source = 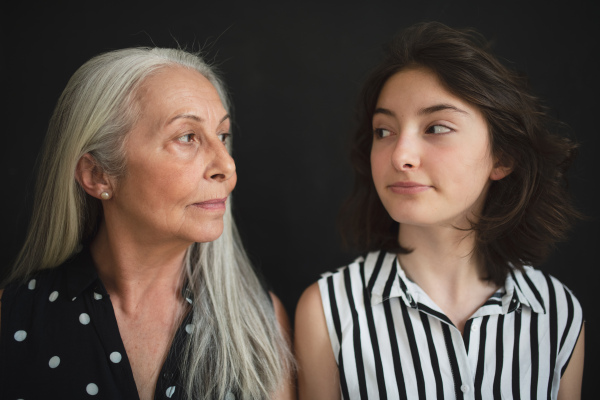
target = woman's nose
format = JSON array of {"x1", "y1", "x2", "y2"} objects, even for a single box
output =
[
  {"x1": 391, "y1": 133, "x2": 420, "y2": 171},
  {"x1": 205, "y1": 141, "x2": 236, "y2": 182}
]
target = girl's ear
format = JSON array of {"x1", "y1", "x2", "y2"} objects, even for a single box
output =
[
  {"x1": 75, "y1": 154, "x2": 113, "y2": 199},
  {"x1": 490, "y1": 164, "x2": 512, "y2": 181},
  {"x1": 490, "y1": 154, "x2": 513, "y2": 181}
]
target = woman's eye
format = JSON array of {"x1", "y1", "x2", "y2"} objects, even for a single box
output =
[
  {"x1": 373, "y1": 128, "x2": 392, "y2": 139},
  {"x1": 218, "y1": 133, "x2": 231, "y2": 143},
  {"x1": 426, "y1": 125, "x2": 452, "y2": 134},
  {"x1": 178, "y1": 133, "x2": 194, "y2": 143}
]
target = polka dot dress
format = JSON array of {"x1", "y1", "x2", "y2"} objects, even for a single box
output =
[{"x1": 0, "y1": 247, "x2": 193, "y2": 399}]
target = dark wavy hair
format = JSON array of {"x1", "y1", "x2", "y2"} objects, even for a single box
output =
[{"x1": 342, "y1": 22, "x2": 579, "y2": 285}]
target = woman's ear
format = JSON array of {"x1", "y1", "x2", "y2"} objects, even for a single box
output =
[{"x1": 75, "y1": 154, "x2": 113, "y2": 199}]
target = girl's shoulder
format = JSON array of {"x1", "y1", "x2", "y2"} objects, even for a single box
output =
[{"x1": 509, "y1": 265, "x2": 583, "y2": 316}]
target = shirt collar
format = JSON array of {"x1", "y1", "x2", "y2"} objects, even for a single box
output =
[
  {"x1": 505, "y1": 267, "x2": 546, "y2": 314},
  {"x1": 369, "y1": 251, "x2": 546, "y2": 315},
  {"x1": 64, "y1": 245, "x2": 104, "y2": 300}
]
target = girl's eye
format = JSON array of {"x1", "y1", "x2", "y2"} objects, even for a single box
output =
[
  {"x1": 426, "y1": 125, "x2": 452, "y2": 134},
  {"x1": 373, "y1": 128, "x2": 392, "y2": 139},
  {"x1": 178, "y1": 133, "x2": 194, "y2": 143},
  {"x1": 218, "y1": 133, "x2": 231, "y2": 143}
]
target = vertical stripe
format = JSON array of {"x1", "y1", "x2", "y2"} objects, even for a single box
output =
[
  {"x1": 327, "y1": 277, "x2": 343, "y2": 344},
  {"x1": 530, "y1": 313, "x2": 539, "y2": 399},
  {"x1": 493, "y1": 314, "x2": 504, "y2": 398},
  {"x1": 543, "y1": 273, "x2": 558, "y2": 400},
  {"x1": 463, "y1": 319, "x2": 472, "y2": 353},
  {"x1": 474, "y1": 315, "x2": 489, "y2": 400},
  {"x1": 343, "y1": 267, "x2": 368, "y2": 400},
  {"x1": 381, "y1": 264, "x2": 408, "y2": 399},
  {"x1": 367, "y1": 251, "x2": 386, "y2": 292},
  {"x1": 383, "y1": 301, "x2": 407, "y2": 399},
  {"x1": 441, "y1": 324, "x2": 463, "y2": 400},
  {"x1": 558, "y1": 287, "x2": 574, "y2": 354},
  {"x1": 361, "y1": 264, "x2": 387, "y2": 399},
  {"x1": 400, "y1": 302, "x2": 426, "y2": 399},
  {"x1": 327, "y1": 276, "x2": 351, "y2": 399},
  {"x1": 511, "y1": 310, "x2": 522, "y2": 400},
  {"x1": 522, "y1": 272, "x2": 546, "y2": 313},
  {"x1": 421, "y1": 314, "x2": 444, "y2": 399}
]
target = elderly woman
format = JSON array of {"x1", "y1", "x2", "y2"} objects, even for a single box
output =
[
  {"x1": 0, "y1": 48, "x2": 294, "y2": 399},
  {"x1": 296, "y1": 22, "x2": 584, "y2": 399}
]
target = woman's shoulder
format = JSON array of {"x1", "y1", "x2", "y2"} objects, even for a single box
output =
[{"x1": 2, "y1": 265, "x2": 65, "y2": 298}]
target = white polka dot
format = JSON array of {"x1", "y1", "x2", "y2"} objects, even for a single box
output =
[
  {"x1": 225, "y1": 392, "x2": 235, "y2": 400},
  {"x1": 14, "y1": 330, "x2": 27, "y2": 342},
  {"x1": 186, "y1": 297, "x2": 193, "y2": 304},
  {"x1": 49, "y1": 356, "x2": 60, "y2": 368},
  {"x1": 72, "y1": 297, "x2": 77, "y2": 301},
  {"x1": 49, "y1": 291, "x2": 59, "y2": 302},
  {"x1": 79, "y1": 313, "x2": 91, "y2": 325},
  {"x1": 185, "y1": 324, "x2": 194, "y2": 334},
  {"x1": 110, "y1": 351, "x2": 122, "y2": 363},
  {"x1": 28, "y1": 279, "x2": 36, "y2": 290},
  {"x1": 93, "y1": 292, "x2": 103, "y2": 300},
  {"x1": 166, "y1": 386, "x2": 176, "y2": 398},
  {"x1": 86, "y1": 383, "x2": 99, "y2": 395}
]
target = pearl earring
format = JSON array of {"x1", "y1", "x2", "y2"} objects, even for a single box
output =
[{"x1": 100, "y1": 192, "x2": 111, "y2": 200}]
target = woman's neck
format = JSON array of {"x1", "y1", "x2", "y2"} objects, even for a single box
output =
[
  {"x1": 90, "y1": 221, "x2": 188, "y2": 315},
  {"x1": 397, "y1": 224, "x2": 498, "y2": 333}
]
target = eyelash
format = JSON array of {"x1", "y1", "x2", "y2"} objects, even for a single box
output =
[
  {"x1": 373, "y1": 128, "x2": 392, "y2": 139},
  {"x1": 178, "y1": 133, "x2": 195, "y2": 143},
  {"x1": 373, "y1": 124, "x2": 453, "y2": 138},
  {"x1": 177, "y1": 132, "x2": 231, "y2": 144},
  {"x1": 218, "y1": 133, "x2": 231, "y2": 144},
  {"x1": 426, "y1": 124, "x2": 452, "y2": 134}
]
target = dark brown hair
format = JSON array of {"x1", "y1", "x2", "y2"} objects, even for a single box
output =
[{"x1": 342, "y1": 21, "x2": 579, "y2": 285}]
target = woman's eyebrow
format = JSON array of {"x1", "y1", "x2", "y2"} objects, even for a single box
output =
[
  {"x1": 167, "y1": 113, "x2": 230, "y2": 125},
  {"x1": 167, "y1": 113, "x2": 203, "y2": 125}
]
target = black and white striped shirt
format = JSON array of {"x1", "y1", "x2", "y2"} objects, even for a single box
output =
[{"x1": 318, "y1": 251, "x2": 583, "y2": 400}]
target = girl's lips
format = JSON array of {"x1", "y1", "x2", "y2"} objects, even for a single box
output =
[{"x1": 388, "y1": 182, "x2": 431, "y2": 194}]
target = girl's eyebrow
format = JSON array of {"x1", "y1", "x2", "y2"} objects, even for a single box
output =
[
  {"x1": 417, "y1": 103, "x2": 469, "y2": 116},
  {"x1": 373, "y1": 107, "x2": 395, "y2": 117},
  {"x1": 373, "y1": 104, "x2": 469, "y2": 118}
]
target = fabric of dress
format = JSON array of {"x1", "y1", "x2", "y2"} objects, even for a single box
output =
[
  {"x1": 0, "y1": 247, "x2": 196, "y2": 400},
  {"x1": 318, "y1": 250, "x2": 583, "y2": 400}
]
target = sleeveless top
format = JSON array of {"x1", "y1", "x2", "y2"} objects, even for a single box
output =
[
  {"x1": 318, "y1": 251, "x2": 583, "y2": 400},
  {"x1": 0, "y1": 247, "x2": 194, "y2": 399}
]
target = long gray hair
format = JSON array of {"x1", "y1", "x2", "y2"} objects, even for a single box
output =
[{"x1": 7, "y1": 47, "x2": 292, "y2": 399}]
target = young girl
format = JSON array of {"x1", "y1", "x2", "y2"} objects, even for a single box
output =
[{"x1": 295, "y1": 22, "x2": 584, "y2": 400}]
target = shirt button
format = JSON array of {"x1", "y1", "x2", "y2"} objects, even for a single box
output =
[
  {"x1": 461, "y1": 384, "x2": 469, "y2": 393},
  {"x1": 471, "y1": 322, "x2": 478, "y2": 331}
]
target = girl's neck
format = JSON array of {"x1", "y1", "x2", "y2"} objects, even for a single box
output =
[
  {"x1": 398, "y1": 223, "x2": 484, "y2": 283},
  {"x1": 397, "y1": 223, "x2": 498, "y2": 333}
]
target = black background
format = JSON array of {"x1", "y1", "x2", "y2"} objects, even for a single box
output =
[{"x1": 2, "y1": 0, "x2": 598, "y2": 394}]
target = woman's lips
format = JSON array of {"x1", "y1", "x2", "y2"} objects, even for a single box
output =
[
  {"x1": 387, "y1": 181, "x2": 432, "y2": 194},
  {"x1": 192, "y1": 197, "x2": 228, "y2": 210}
]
